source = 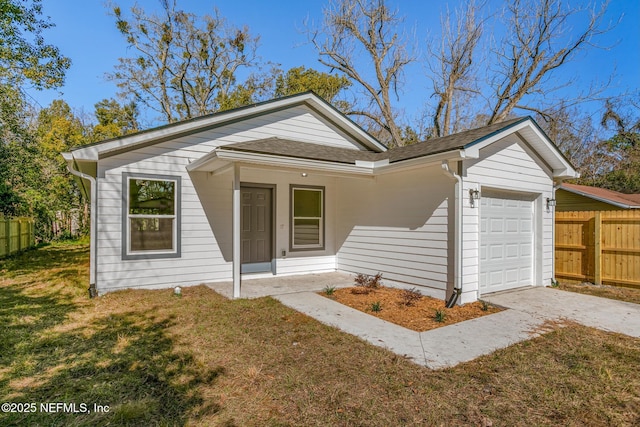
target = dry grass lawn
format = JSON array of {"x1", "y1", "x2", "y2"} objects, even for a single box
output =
[
  {"x1": 1, "y1": 242, "x2": 639, "y2": 426},
  {"x1": 558, "y1": 281, "x2": 640, "y2": 305}
]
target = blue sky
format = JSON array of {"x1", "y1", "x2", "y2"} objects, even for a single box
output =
[{"x1": 31, "y1": 0, "x2": 640, "y2": 125}]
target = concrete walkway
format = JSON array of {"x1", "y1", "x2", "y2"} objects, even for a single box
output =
[
  {"x1": 275, "y1": 291, "x2": 551, "y2": 369},
  {"x1": 208, "y1": 279, "x2": 640, "y2": 369}
]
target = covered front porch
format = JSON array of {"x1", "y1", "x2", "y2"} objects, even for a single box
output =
[
  {"x1": 187, "y1": 138, "x2": 458, "y2": 300},
  {"x1": 187, "y1": 142, "x2": 380, "y2": 299}
]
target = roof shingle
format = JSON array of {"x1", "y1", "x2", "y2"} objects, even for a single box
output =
[{"x1": 222, "y1": 117, "x2": 528, "y2": 165}]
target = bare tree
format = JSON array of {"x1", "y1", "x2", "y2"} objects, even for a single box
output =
[
  {"x1": 428, "y1": 1, "x2": 483, "y2": 137},
  {"x1": 487, "y1": 0, "x2": 611, "y2": 124},
  {"x1": 426, "y1": 0, "x2": 614, "y2": 137},
  {"x1": 109, "y1": 0, "x2": 263, "y2": 123},
  {"x1": 535, "y1": 102, "x2": 599, "y2": 168},
  {"x1": 309, "y1": 0, "x2": 416, "y2": 147}
]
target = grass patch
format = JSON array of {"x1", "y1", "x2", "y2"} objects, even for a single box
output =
[
  {"x1": 558, "y1": 281, "x2": 640, "y2": 305},
  {"x1": 1, "y1": 242, "x2": 639, "y2": 426}
]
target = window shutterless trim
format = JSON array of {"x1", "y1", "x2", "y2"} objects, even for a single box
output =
[
  {"x1": 289, "y1": 184, "x2": 325, "y2": 252},
  {"x1": 122, "y1": 172, "x2": 182, "y2": 260}
]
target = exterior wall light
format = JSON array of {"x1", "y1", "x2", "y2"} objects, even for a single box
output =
[
  {"x1": 469, "y1": 189, "x2": 481, "y2": 207},
  {"x1": 301, "y1": 172, "x2": 308, "y2": 177},
  {"x1": 546, "y1": 197, "x2": 556, "y2": 211}
]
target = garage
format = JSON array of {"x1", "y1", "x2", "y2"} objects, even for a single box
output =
[{"x1": 479, "y1": 190, "x2": 534, "y2": 294}]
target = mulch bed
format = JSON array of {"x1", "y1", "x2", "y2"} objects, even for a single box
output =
[{"x1": 321, "y1": 286, "x2": 502, "y2": 332}]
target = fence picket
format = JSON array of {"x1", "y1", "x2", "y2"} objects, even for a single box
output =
[{"x1": 0, "y1": 217, "x2": 35, "y2": 258}]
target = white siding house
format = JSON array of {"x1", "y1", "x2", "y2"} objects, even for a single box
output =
[{"x1": 63, "y1": 92, "x2": 577, "y2": 303}]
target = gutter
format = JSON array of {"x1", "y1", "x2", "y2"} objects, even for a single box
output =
[
  {"x1": 441, "y1": 160, "x2": 463, "y2": 306},
  {"x1": 189, "y1": 147, "x2": 467, "y2": 176},
  {"x1": 62, "y1": 153, "x2": 98, "y2": 297}
]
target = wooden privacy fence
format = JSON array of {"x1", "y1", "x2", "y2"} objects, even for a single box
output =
[
  {"x1": 0, "y1": 217, "x2": 36, "y2": 258},
  {"x1": 555, "y1": 210, "x2": 640, "y2": 288}
]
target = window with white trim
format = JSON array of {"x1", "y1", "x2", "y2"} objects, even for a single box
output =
[
  {"x1": 290, "y1": 185, "x2": 324, "y2": 250},
  {"x1": 123, "y1": 174, "x2": 180, "y2": 259}
]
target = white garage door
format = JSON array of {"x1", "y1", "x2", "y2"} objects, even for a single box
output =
[{"x1": 480, "y1": 191, "x2": 534, "y2": 294}]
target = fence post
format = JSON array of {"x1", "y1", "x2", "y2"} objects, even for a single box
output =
[
  {"x1": 17, "y1": 219, "x2": 22, "y2": 252},
  {"x1": 4, "y1": 218, "x2": 10, "y2": 256},
  {"x1": 594, "y1": 211, "x2": 602, "y2": 285}
]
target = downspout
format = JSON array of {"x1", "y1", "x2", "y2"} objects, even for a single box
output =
[
  {"x1": 63, "y1": 153, "x2": 98, "y2": 298},
  {"x1": 441, "y1": 160, "x2": 463, "y2": 307}
]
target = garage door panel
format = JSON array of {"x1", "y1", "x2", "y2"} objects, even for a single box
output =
[
  {"x1": 505, "y1": 219, "x2": 519, "y2": 232},
  {"x1": 489, "y1": 270, "x2": 503, "y2": 286},
  {"x1": 489, "y1": 244, "x2": 503, "y2": 260},
  {"x1": 505, "y1": 269, "x2": 519, "y2": 284},
  {"x1": 490, "y1": 198, "x2": 503, "y2": 208},
  {"x1": 490, "y1": 218, "x2": 503, "y2": 232},
  {"x1": 480, "y1": 192, "x2": 534, "y2": 294},
  {"x1": 505, "y1": 243, "x2": 519, "y2": 258}
]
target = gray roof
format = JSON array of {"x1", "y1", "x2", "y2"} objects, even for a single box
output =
[
  {"x1": 222, "y1": 138, "x2": 380, "y2": 164},
  {"x1": 222, "y1": 117, "x2": 528, "y2": 164},
  {"x1": 387, "y1": 117, "x2": 525, "y2": 162}
]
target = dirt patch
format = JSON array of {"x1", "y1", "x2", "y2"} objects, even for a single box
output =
[{"x1": 321, "y1": 286, "x2": 502, "y2": 332}]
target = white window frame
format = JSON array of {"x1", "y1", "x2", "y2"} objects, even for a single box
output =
[
  {"x1": 122, "y1": 173, "x2": 181, "y2": 260},
  {"x1": 290, "y1": 185, "x2": 325, "y2": 251}
]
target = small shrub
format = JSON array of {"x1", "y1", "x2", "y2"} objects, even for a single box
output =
[
  {"x1": 480, "y1": 300, "x2": 489, "y2": 311},
  {"x1": 370, "y1": 301, "x2": 382, "y2": 312},
  {"x1": 434, "y1": 309, "x2": 447, "y2": 323},
  {"x1": 551, "y1": 279, "x2": 560, "y2": 288},
  {"x1": 400, "y1": 287, "x2": 422, "y2": 306},
  {"x1": 354, "y1": 272, "x2": 383, "y2": 289},
  {"x1": 323, "y1": 285, "x2": 336, "y2": 296}
]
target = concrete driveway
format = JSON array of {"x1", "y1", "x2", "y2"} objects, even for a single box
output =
[
  {"x1": 483, "y1": 286, "x2": 640, "y2": 338},
  {"x1": 208, "y1": 278, "x2": 640, "y2": 369}
]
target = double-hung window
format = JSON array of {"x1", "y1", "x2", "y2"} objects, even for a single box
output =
[
  {"x1": 290, "y1": 185, "x2": 324, "y2": 251},
  {"x1": 123, "y1": 173, "x2": 181, "y2": 259}
]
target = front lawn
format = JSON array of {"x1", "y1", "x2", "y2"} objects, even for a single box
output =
[{"x1": 1, "y1": 242, "x2": 639, "y2": 426}]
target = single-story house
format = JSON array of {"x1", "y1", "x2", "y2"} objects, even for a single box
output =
[
  {"x1": 556, "y1": 183, "x2": 640, "y2": 211},
  {"x1": 62, "y1": 92, "x2": 578, "y2": 303}
]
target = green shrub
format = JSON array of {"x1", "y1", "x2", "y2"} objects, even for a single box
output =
[{"x1": 323, "y1": 285, "x2": 336, "y2": 296}]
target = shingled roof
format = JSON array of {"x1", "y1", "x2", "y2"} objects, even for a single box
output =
[
  {"x1": 222, "y1": 117, "x2": 528, "y2": 164},
  {"x1": 221, "y1": 138, "x2": 380, "y2": 164}
]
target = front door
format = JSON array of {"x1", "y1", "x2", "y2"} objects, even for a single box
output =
[{"x1": 241, "y1": 186, "x2": 273, "y2": 273}]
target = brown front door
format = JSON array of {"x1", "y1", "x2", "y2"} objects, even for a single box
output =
[{"x1": 241, "y1": 186, "x2": 273, "y2": 273}]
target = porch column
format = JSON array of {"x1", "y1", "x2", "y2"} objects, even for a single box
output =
[{"x1": 232, "y1": 163, "x2": 241, "y2": 298}]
